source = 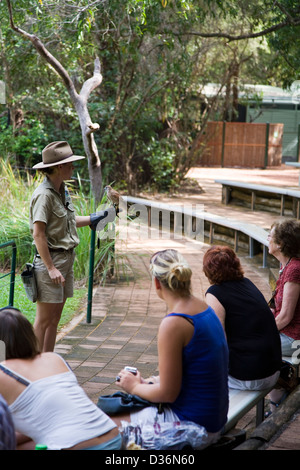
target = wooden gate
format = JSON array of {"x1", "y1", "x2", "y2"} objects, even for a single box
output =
[{"x1": 195, "y1": 121, "x2": 283, "y2": 168}]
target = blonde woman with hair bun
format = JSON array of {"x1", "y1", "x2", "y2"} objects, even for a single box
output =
[
  {"x1": 113, "y1": 249, "x2": 229, "y2": 448},
  {"x1": 150, "y1": 250, "x2": 192, "y2": 296}
]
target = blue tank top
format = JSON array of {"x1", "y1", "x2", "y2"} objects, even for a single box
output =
[{"x1": 168, "y1": 307, "x2": 229, "y2": 433}]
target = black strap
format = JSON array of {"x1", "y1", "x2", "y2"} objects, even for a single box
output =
[
  {"x1": 0, "y1": 364, "x2": 30, "y2": 386},
  {"x1": 169, "y1": 313, "x2": 194, "y2": 325}
]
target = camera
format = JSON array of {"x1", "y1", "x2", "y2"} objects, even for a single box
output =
[
  {"x1": 116, "y1": 366, "x2": 137, "y2": 382},
  {"x1": 124, "y1": 366, "x2": 137, "y2": 375}
]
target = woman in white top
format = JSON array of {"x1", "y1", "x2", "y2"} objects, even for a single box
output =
[{"x1": 0, "y1": 307, "x2": 122, "y2": 450}]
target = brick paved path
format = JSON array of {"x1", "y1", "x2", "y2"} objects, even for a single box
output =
[{"x1": 55, "y1": 165, "x2": 300, "y2": 450}]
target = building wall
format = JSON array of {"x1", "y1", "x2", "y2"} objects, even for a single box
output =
[{"x1": 247, "y1": 104, "x2": 300, "y2": 161}]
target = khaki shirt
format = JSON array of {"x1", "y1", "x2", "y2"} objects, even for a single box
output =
[{"x1": 29, "y1": 177, "x2": 79, "y2": 250}]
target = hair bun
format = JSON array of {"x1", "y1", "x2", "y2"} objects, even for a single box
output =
[
  {"x1": 150, "y1": 249, "x2": 192, "y2": 297},
  {"x1": 170, "y1": 263, "x2": 191, "y2": 282}
]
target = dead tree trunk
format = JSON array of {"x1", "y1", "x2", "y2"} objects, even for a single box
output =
[{"x1": 6, "y1": 0, "x2": 103, "y2": 203}]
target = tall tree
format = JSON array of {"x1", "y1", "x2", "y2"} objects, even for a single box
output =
[{"x1": 5, "y1": 0, "x2": 103, "y2": 202}]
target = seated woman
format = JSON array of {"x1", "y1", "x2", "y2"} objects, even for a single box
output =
[
  {"x1": 0, "y1": 307, "x2": 122, "y2": 450},
  {"x1": 268, "y1": 219, "x2": 300, "y2": 355},
  {"x1": 203, "y1": 245, "x2": 281, "y2": 392},
  {"x1": 267, "y1": 219, "x2": 300, "y2": 410},
  {"x1": 113, "y1": 249, "x2": 229, "y2": 448}
]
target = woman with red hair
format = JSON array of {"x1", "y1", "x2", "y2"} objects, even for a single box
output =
[{"x1": 203, "y1": 245, "x2": 281, "y2": 392}]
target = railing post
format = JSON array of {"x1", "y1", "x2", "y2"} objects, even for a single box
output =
[
  {"x1": 264, "y1": 122, "x2": 270, "y2": 168},
  {"x1": 9, "y1": 242, "x2": 17, "y2": 306},
  {"x1": 86, "y1": 229, "x2": 96, "y2": 324},
  {"x1": 0, "y1": 240, "x2": 16, "y2": 307},
  {"x1": 221, "y1": 121, "x2": 226, "y2": 167},
  {"x1": 297, "y1": 123, "x2": 300, "y2": 163}
]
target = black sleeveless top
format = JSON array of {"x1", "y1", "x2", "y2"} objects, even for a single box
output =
[{"x1": 206, "y1": 277, "x2": 282, "y2": 380}]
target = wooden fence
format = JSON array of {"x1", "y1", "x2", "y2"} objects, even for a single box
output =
[{"x1": 195, "y1": 121, "x2": 283, "y2": 168}]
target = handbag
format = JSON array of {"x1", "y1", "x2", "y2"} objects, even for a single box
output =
[
  {"x1": 97, "y1": 391, "x2": 163, "y2": 415},
  {"x1": 276, "y1": 360, "x2": 298, "y2": 392},
  {"x1": 21, "y1": 261, "x2": 37, "y2": 303},
  {"x1": 268, "y1": 291, "x2": 276, "y2": 309}
]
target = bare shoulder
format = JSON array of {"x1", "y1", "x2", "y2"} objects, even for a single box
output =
[
  {"x1": 2, "y1": 352, "x2": 65, "y2": 370},
  {"x1": 159, "y1": 315, "x2": 184, "y2": 333},
  {"x1": 38, "y1": 352, "x2": 69, "y2": 370}
]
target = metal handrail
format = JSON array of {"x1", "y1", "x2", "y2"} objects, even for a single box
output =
[{"x1": 0, "y1": 240, "x2": 16, "y2": 306}]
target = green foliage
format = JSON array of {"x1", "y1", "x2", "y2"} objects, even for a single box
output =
[
  {"x1": 141, "y1": 137, "x2": 177, "y2": 191},
  {"x1": 0, "y1": 273, "x2": 87, "y2": 329},
  {"x1": 0, "y1": 162, "x2": 36, "y2": 269},
  {"x1": 267, "y1": 26, "x2": 300, "y2": 87},
  {"x1": 0, "y1": 117, "x2": 49, "y2": 167}
]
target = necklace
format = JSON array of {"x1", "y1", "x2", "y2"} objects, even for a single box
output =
[{"x1": 279, "y1": 257, "x2": 292, "y2": 275}]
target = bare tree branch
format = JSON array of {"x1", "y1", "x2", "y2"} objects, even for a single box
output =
[
  {"x1": 158, "y1": 18, "x2": 300, "y2": 42},
  {"x1": 6, "y1": 0, "x2": 103, "y2": 202},
  {"x1": 6, "y1": 0, "x2": 77, "y2": 99},
  {"x1": 79, "y1": 57, "x2": 102, "y2": 103}
]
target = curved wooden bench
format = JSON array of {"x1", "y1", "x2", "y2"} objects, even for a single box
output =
[
  {"x1": 225, "y1": 387, "x2": 273, "y2": 433},
  {"x1": 125, "y1": 196, "x2": 270, "y2": 267},
  {"x1": 215, "y1": 179, "x2": 300, "y2": 218}
]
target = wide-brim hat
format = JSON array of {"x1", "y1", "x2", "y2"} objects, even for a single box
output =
[{"x1": 32, "y1": 141, "x2": 85, "y2": 169}]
